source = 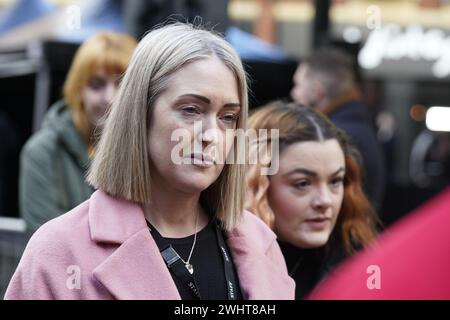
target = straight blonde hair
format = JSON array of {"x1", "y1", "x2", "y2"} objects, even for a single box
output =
[{"x1": 87, "y1": 23, "x2": 249, "y2": 231}]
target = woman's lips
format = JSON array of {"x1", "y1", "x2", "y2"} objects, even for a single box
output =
[
  {"x1": 188, "y1": 153, "x2": 215, "y2": 168},
  {"x1": 304, "y1": 217, "x2": 331, "y2": 230}
]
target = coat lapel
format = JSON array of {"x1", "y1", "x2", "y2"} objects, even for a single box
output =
[
  {"x1": 88, "y1": 190, "x2": 180, "y2": 300},
  {"x1": 226, "y1": 212, "x2": 295, "y2": 300},
  {"x1": 92, "y1": 228, "x2": 180, "y2": 300}
]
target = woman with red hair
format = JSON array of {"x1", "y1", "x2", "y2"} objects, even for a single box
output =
[
  {"x1": 246, "y1": 101, "x2": 379, "y2": 299},
  {"x1": 19, "y1": 31, "x2": 137, "y2": 233}
]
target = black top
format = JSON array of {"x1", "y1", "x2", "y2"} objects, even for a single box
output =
[
  {"x1": 147, "y1": 218, "x2": 243, "y2": 300},
  {"x1": 279, "y1": 241, "x2": 347, "y2": 300}
]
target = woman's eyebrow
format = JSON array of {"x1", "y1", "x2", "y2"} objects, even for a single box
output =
[
  {"x1": 331, "y1": 167, "x2": 345, "y2": 176},
  {"x1": 177, "y1": 93, "x2": 240, "y2": 108},
  {"x1": 283, "y1": 168, "x2": 317, "y2": 177},
  {"x1": 283, "y1": 167, "x2": 345, "y2": 177},
  {"x1": 178, "y1": 93, "x2": 210, "y2": 104}
]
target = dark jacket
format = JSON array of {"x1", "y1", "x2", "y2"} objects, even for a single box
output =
[
  {"x1": 279, "y1": 240, "x2": 347, "y2": 299},
  {"x1": 327, "y1": 99, "x2": 386, "y2": 210},
  {"x1": 19, "y1": 100, "x2": 94, "y2": 232}
]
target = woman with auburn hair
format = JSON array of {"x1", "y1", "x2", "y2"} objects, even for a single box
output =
[
  {"x1": 6, "y1": 23, "x2": 294, "y2": 300},
  {"x1": 246, "y1": 101, "x2": 378, "y2": 299},
  {"x1": 19, "y1": 31, "x2": 137, "y2": 232}
]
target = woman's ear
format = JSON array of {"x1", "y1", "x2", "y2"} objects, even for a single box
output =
[{"x1": 311, "y1": 80, "x2": 327, "y2": 104}]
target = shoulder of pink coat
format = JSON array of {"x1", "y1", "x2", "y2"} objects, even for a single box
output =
[
  {"x1": 228, "y1": 209, "x2": 277, "y2": 252},
  {"x1": 22, "y1": 200, "x2": 91, "y2": 264}
]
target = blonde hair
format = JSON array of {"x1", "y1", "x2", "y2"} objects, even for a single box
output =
[
  {"x1": 63, "y1": 31, "x2": 137, "y2": 145},
  {"x1": 87, "y1": 23, "x2": 249, "y2": 231},
  {"x1": 246, "y1": 101, "x2": 377, "y2": 254}
]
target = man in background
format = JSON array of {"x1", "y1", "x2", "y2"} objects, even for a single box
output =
[{"x1": 291, "y1": 47, "x2": 386, "y2": 210}]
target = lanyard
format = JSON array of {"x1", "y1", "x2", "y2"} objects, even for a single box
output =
[
  {"x1": 147, "y1": 220, "x2": 238, "y2": 300},
  {"x1": 160, "y1": 244, "x2": 201, "y2": 299},
  {"x1": 214, "y1": 221, "x2": 238, "y2": 300}
]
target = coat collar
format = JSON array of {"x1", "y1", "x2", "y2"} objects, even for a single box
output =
[
  {"x1": 88, "y1": 190, "x2": 293, "y2": 299},
  {"x1": 45, "y1": 101, "x2": 91, "y2": 171},
  {"x1": 226, "y1": 212, "x2": 295, "y2": 299},
  {"x1": 92, "y1": 228, "x2": 181, "y2": 299},
  {"x1": 322, "y1": 85, "x2": 360, "y2": 116},
  {"x1": 88, "y1": 190, "x2": 146, "y2": 244},
  {"x1": 89, "y1": 190, "x2": 180, "y2": 299}
]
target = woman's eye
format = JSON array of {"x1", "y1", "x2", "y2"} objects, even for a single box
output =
[
  {"x1": 221, "y1": 114, "x2": 240, "y2": 123},
  {"x1": 181, "y1": 106, "x2": 200, "y2": 115},
  {"x1": 88, "y1": 78, "x2": 106, "y2": 90},
  {"x1": 293, "y1": 180, "x2": 310, "y2": 189},
  {"x1": 331, "y1": 177, "x2": 344, "y2": 187}
]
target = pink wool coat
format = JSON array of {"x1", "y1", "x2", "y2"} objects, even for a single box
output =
[{"x1": 5, "y1": 190, "x2": 295, "y2": 300}]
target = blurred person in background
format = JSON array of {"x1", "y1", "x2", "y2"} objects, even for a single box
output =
[
  {"x1": 246, "y1": 101, "x2": 379, "y2": 299},
  {"x1": 5, "y1": 23, "x2": 294, "y2": 300},
  {"x1": 291, "y1": 47, "x2": 386, "y2": 211},
  {"x1": 19, "y1": 31, "x2": 137, "y2": 233}
]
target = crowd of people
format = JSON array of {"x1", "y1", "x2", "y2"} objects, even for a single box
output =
[{"x1": 3, "y1": 21, "x2": 448, "y2": 300}]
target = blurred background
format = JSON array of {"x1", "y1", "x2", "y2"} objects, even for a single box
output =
[{"x1": 0, "y1": 0, "x2": 449, "y2": 297}]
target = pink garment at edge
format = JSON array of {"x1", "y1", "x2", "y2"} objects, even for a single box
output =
[
  {"x1": 309, "y1": 187, "x2": 450, "y2": 300},
  {"x1": 5, "y1": 190, "x2": 295, "y2": 300}
]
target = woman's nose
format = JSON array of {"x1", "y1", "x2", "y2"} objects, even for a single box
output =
[
  {"x1": 312, "y1": 186, "x2": 333, "y2": 211},
  {"x1": 203, "y1": 127, "x2": 219, "y2": 145},
  {"x1": 103, "y1": 82, "x2": 117, "y2": 104},
  {"x1": 200, "y1": 117, "x2": 220, "y2": 145}
]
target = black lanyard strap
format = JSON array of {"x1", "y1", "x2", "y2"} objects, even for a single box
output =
[
  {"x1": 148, "y1": 223, "x2": 201, "y2": 300},
  {"x1": 160, "y1": 244, "x2": 201, "y2": 299},
  {"x1": 215, "y1": 221, "x2": 238, "y2": 300},
  {"x1": 147, "y1": 219, "x2": 238, "y2": 300}
]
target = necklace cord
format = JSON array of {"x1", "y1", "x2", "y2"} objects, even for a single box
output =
[{"x1": 184, "y1": 210, "x2": 199, "y2": 265}]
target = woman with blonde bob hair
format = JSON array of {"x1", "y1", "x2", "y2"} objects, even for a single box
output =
[
  {"x1": 246, "y1": 101, "x2": 378, "y2": 299},
  {"x1": 6, "y1": 23, "x2": 294, "y2": 300},
  {"x1": 19, "y1": 31, "x2": 137, "y2": 232}
]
